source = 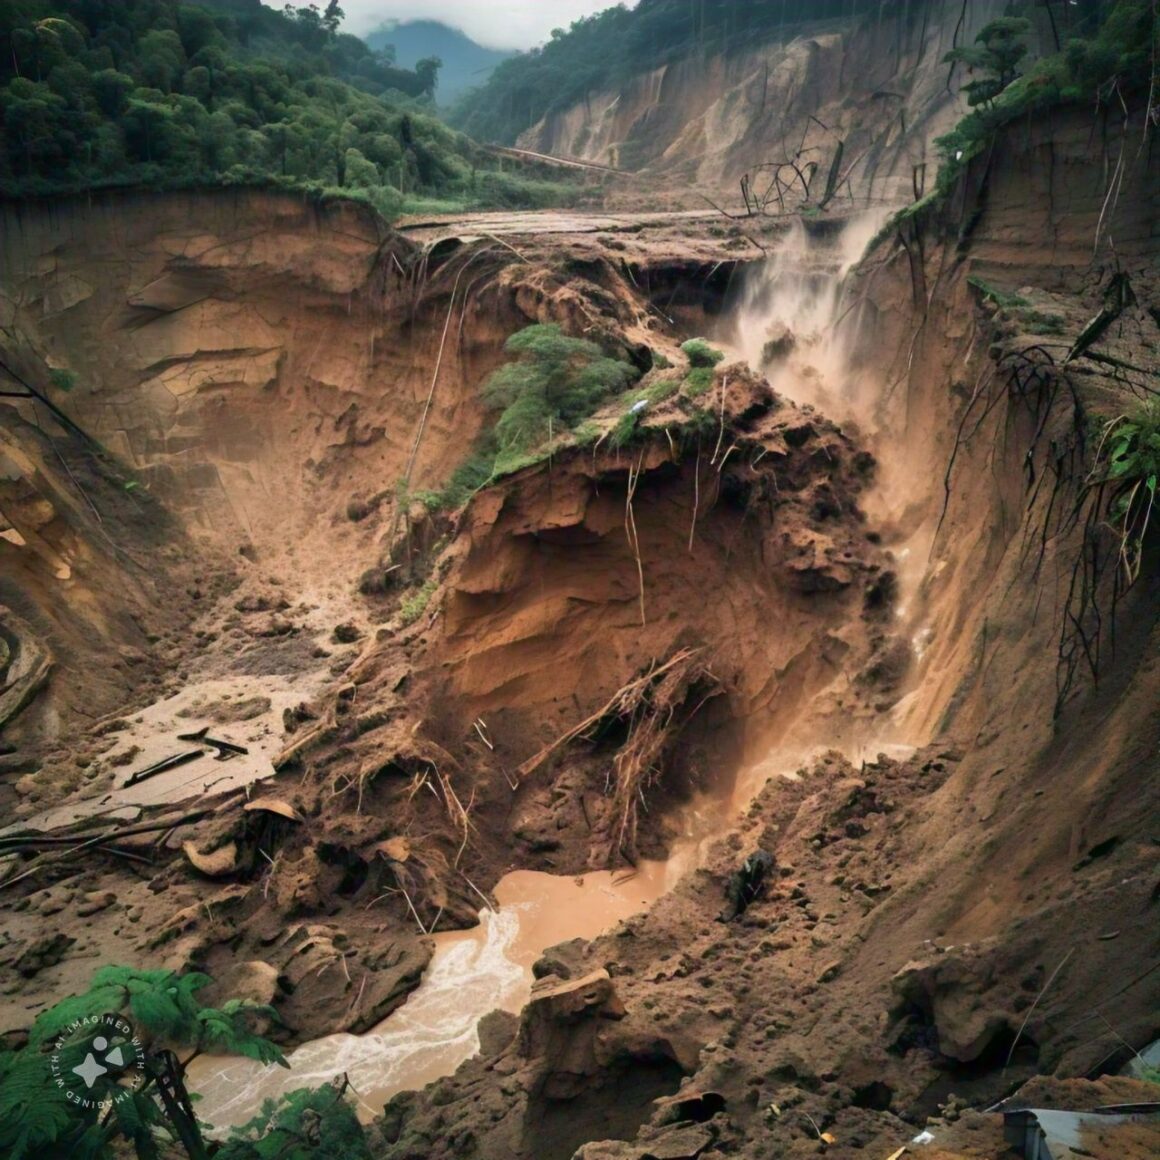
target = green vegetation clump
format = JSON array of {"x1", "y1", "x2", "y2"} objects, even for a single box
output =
[
  {"x1": 681, "y1": 338, "x2": 725, "y2": 369},
  {"x1": 967, "y1": 275, "x2": 1030, "y2": 310},
  {"x1": 572, "y1": 418, "x2": 602, "y2": 444},
  {"x1": 1020, "y1": 309, "x2": 1067, "y2": 335},
  {"x1": 217, "y1": 1085, "x2": 373, "y2": 1160},
  {"x1": 967, "y1": 276, "x2": 1066, "y2": 334},
  {"x1": 0, "y1": 964, "x2": 352, "y2": 1160},
  {"x1": 623, "y1": 378, "x2": 681, "y2": 408},
  {"x1": 683, "y1": 367, "x2": 716, "y2": 397},
  {"x1": 0, "y1": 0, "x2": 581, "y2": 212},
  {"x1": 415, "y1": 328, "x2": 732, "y2": 509},
  {"x1": 934, "y1": 4, "x2": 1159, "y2": 196},
  {"x1": 399, "y1": 578, "x2": 437, "y2": 624},
  {"x1": 1097, "y1": 396, "x2": 1160, "y2": 585},
  {"x1": 611, "y1": 409, "x2": 643, "y2": 448},
  {"x1": 482, "y1": 322, "x2": 637, "y2": 454},
  {"x1": 48, "y1": 368, "x2": 75, "y2": 391},
  {"x1": 419, "y1": 324, "x2": 636, "y2": 508}
]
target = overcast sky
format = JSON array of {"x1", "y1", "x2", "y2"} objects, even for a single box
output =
[{"x1": 327, "y1": 1, "x2": 638, "y2": 51}]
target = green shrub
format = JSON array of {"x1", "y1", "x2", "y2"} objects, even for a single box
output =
[
  {"x1": 217, "y1": 1085, "x2": 372, "y2": 1160},
  {"x1": 681, "y1": 338, "x2": 725, "y2": 369},
  {"x1": 48, "y1": 368, "x2": 76, "y2": 392},
  {"x1": 483, "y1": 324, "x2": 637, "y2": 454},
  {"x1": 1098, "y1": 397, "x2": 1160, "y2": 585}
]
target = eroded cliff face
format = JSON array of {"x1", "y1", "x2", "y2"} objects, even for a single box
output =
[
  {"x1": 0, "y1": 192, "x2": 663, "y2": 761},
  {"x1": 0, "y1": 190, "x2": 905, "y2": 1048},
  {"x1": 519, "y1": 0, "x2": 1016, "y2": 201}
]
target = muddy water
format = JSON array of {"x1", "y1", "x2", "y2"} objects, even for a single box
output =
[
  {"x1": 189, "y1": 858, "x2": 688, "y2": 1126},
  {"x1": 728, "y1": 209, "x2": 890, "y2": 422}
]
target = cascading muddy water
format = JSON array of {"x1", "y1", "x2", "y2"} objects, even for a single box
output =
[
  {"x1": 729, "y1": 210, "x2": 891, "y2": 425},
  {"x1": 190, "y1": 209, "x2": 928, "y2": 1131}
]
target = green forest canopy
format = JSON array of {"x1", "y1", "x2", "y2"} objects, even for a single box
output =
[{"x1": 0, "y1": 0, "x2": 580, "y2": 213}]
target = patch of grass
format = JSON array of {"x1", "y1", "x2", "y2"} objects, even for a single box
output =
[
  {"x1": 399, "y1": 195, "x2": 470, "y2": 217},
  {"x1": 683, "y1": 368, "x2": 716, "y2": 397},
  {"x1": 48, "y1": 368, "x2": 76, "y2": 392},
  {"x1": 626, "y1": 378, "x2": 681, "y2": 407},
  {"x1": 414, "y1": 453, "x2": 495, "y2": 513},
  {"x1": 681, "y1": 338, "x2": 725, "y2": 369},
  {"x1": 572, "y1": 419, "x2": 602, "y2": 444},
  {"x1": 611, "y1": 410, "x2": 644, "y2": 448},
  {"x1": 399, "y1": 580, "x2": 437, "y2": 626},
  {"x1": 652, "y1": 350, "x2": 672, "y2": 370}
]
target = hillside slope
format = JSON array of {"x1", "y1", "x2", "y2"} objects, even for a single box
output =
[{"x1": 517, "y1": 0, "x2": 1016, "y2": 201}]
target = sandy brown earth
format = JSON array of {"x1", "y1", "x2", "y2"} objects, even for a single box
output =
[{"x1": 0, "y1": 93, "x2": 1159, "y2": 1160}]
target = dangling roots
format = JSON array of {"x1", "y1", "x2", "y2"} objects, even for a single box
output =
[{"x1": 518, "y1": 647, "x2": 721, "y2": 864}]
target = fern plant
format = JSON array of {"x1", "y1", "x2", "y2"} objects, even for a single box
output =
[
  {"x1": 0, "y1": 965, "x2": 287, "y2": 1160},
  {"x1": 1096, "y1": 398, "x2": 1160, "y2": 586}
]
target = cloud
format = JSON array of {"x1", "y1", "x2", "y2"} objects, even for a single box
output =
[{"x1": 304, "y1": 1, "x2": 639, "y2": 51}]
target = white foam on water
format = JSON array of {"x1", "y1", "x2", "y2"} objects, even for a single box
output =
[{"x1": 190, "y1": 905, "x2": 527, "y2": 1127}]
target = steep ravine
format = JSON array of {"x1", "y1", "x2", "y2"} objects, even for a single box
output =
[
  {"x1": 362, "y1": 117, "x2": 1160, "y2": 1159},
  {"x1": 1, "y1": 100, "x2": 1158, "y2": 1160}
]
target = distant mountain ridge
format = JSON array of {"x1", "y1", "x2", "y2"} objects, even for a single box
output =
[{"x1": 366, "y1": 19, "x2": 516, "y2": 106}]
